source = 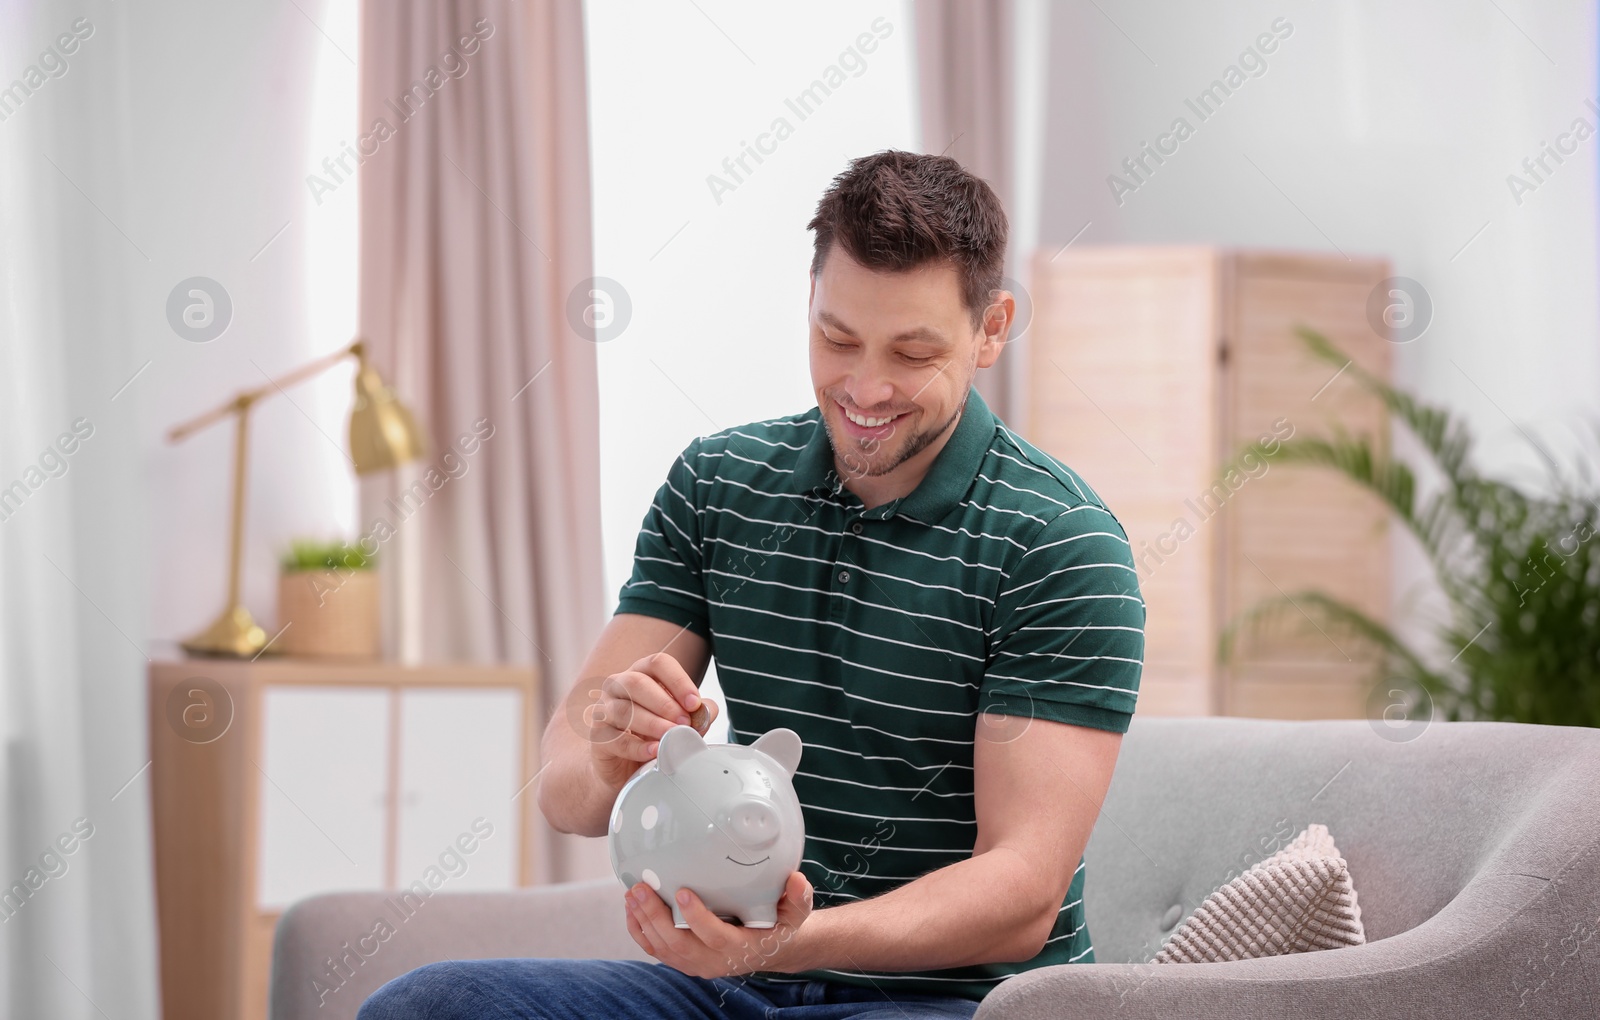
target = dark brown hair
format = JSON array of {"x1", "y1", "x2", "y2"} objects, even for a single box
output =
[{"x1": 807, "y1": 150, "x2": 1008, "y2": 331}]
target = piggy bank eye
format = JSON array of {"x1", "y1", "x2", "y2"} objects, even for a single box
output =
[{"x1": 722, "y1": 769, "x2": 729, "y2": 774}]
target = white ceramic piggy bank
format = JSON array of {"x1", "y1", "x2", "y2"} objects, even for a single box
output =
[{"x1": 609, "y1": 724, "x2": 804, "y2": 928}]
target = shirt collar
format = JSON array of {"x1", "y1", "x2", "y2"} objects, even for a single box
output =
[{"x1": 791, "y1": 386, "x2": 996, "y2": 523}]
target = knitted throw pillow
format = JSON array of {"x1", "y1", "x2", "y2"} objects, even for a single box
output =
[{"x1": 1154, "y1": 823, "x2": 1366, "y2": 963}]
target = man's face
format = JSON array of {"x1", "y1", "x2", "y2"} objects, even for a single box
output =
[{"x1": 807, "y1": 247, "x2": 1007, "y2": 481}]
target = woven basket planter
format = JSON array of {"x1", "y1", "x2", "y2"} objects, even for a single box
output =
[{"x1": 275, "y1": 568, "x2": 380, "y2": 659}]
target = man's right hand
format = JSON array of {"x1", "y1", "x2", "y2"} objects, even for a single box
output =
[
  {"x1": 587, "y1": 651, "x2": 718, "y2": 789},
  {"x1": 538, "y1": 614, "x2": 713, "y2": 837}
]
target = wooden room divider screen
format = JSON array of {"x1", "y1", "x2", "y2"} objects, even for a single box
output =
[{"x1": 1023, "y1": 247, "x2": 1394, "y2": 720}]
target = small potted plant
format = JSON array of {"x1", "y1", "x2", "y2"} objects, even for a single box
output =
[{"x1": 276, "y1": 538, "x2": 380, "y2": 659}]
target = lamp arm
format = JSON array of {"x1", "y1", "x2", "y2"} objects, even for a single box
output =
[{"x1": 166, "y1": 340, "x2": 363, "y2": 443}]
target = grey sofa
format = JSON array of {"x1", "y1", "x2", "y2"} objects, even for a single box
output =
[{"x1": 269, "y1": 717, "x2": 1600, "y2": 1019}]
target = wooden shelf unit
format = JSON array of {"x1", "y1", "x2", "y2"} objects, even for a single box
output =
[{"x1": 148, "y1": 657, "x2": 542, "y2": 1020}]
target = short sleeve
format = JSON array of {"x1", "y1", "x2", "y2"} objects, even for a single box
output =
[
  {"x1": 983, "y1": 504, "x2": 1145, "y2": 733},
  {"x1": 615, "y1": 437, "x2": 711, "y2": 641}
]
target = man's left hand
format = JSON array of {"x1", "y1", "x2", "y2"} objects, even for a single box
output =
[{"x1": 623, "y1": 870, "x2": 813, "y2": 978}]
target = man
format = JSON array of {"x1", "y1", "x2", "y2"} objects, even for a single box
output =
[{"x1": 359, "y1": 150, "x2": 1144, "y2": 1018}]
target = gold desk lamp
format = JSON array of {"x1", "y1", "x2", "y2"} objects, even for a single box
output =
[{"x1": 167, "y1": 339, "x2": 425, "y2": 657}]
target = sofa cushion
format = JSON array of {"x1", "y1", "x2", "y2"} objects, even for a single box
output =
[{"x1": 1153, "y1": 823, "x2": 1365, "y2": 963}]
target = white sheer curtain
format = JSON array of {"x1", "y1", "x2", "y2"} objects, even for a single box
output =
[
  {"x1": 0, "y1": 0, "x2": 156, "y2": 1014},
  {"x1": 0, "y1": 0, "x2": 359, "y2": 1013}
]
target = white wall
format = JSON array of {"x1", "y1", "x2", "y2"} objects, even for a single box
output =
[
  {"x1": 1040, "y1": 0, "x2": 1599, "y2": 473},
  {"x1": 134, "y1": 0, "x2": 360, "y2": 647},
  {"x1": 585, "y1": 0, "x2": 918, "y2": 735},
  {"x1": 1034, "y1": 0, "x2": 1600, "y2": 663}
]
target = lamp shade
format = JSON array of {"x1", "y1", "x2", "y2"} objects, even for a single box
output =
[{"x1": 349, "y1": 346, "x2": 426, "y2": 474}]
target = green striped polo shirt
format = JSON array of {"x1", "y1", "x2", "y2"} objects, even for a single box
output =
[{"x1": 615, "y1": 385, "x2": 1144, "y2": 1002}]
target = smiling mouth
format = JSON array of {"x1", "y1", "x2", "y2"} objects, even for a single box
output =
[
  {"x1": 725, "y1": 855, "x2": 771, "y2": 867},
  {"x1": 835, "y1": 400, "x2": 909, "y2": 429}
]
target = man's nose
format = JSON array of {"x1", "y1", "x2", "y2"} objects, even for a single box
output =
[{"x1": 845, "y1": 377, "x2": 896, "y2": 413}]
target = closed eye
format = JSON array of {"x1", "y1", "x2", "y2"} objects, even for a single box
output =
[{"x1": 823, "y1": 335, "x2": 935, "y2": 365}]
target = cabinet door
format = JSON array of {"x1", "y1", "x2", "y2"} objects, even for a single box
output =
[
  {"x1": 395, "y1": 688, "x2": 521, "y2": 889},
  {"x1": 256, "y1": 686, "x2": 389, "y2": 910}
]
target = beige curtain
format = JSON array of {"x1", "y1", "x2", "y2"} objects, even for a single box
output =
[
  {"x1": 358, "y1": 0, "x2": 610, "y2": 883},
  {"x1": 913, "y1": 0, "x2": 1020, "y2": 424}
]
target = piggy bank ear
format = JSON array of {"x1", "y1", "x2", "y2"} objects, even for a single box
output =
[
  {"x1": 656, "y1": 724, "x2": 707, "y2": 777},
  {"x1": 750, "y1": 728, "x2": 802, "y2": 777}
]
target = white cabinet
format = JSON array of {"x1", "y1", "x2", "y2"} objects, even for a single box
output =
[
  {"x1": 256, "y1": 687, "x2": 390, "y2": 909},
  {"x1": 254, "y1": 686, "x2": 525, "y2": 910},
  {"x1": 149, "y1": 660, "x2": 541, "y2": 1020},
  {"x1": 396, "y1": 687, "x2": 521, "y2": 890}
]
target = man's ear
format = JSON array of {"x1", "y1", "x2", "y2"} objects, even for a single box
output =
[{"x1": 976, "y1": 292, "x2": 1012, "y2": 370}]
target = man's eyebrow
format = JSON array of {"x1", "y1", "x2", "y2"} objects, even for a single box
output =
[{"x1": 816, "y1": 310, "x2": 950, "y2": 346}]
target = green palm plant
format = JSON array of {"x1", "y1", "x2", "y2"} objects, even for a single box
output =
[{"x1": 1219, "y1": 326, "x2": 1600, "y2": 726}]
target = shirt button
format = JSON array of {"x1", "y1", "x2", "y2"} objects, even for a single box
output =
[
  {"x1": 850, "y1": 522, "x2": 863, "y2": 535},
  {"x1": 837, "y1": 570, "x2": 851, "y2": 584}
]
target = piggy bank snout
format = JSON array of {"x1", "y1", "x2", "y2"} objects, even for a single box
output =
[{"x1": 726, "y1": 800, "x2": 780, "y2": 850}]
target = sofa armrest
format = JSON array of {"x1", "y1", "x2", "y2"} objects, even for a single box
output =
[
  {"x1": 269, "y1": 878, "x2": 648, "y2": 1020},
  {"x1": 976, "y1": 869, "x2": 1600, "y2": 1020}
]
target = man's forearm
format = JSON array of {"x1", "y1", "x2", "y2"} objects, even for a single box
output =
[
  {"x1": 776, "y1": 847, "x2": 1057, "y2": 974},
  {"x1": 535, "y1": 743, "x2": 620, "y2": 838}
]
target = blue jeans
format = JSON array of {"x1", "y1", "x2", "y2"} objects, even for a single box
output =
[{"x1": 356, "y1": 958, "x2": 982, "y2": 1019}]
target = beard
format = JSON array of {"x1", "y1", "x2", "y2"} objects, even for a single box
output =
[{"x1": 823, "y1": 397, "x2": 965, "y2": 479}]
